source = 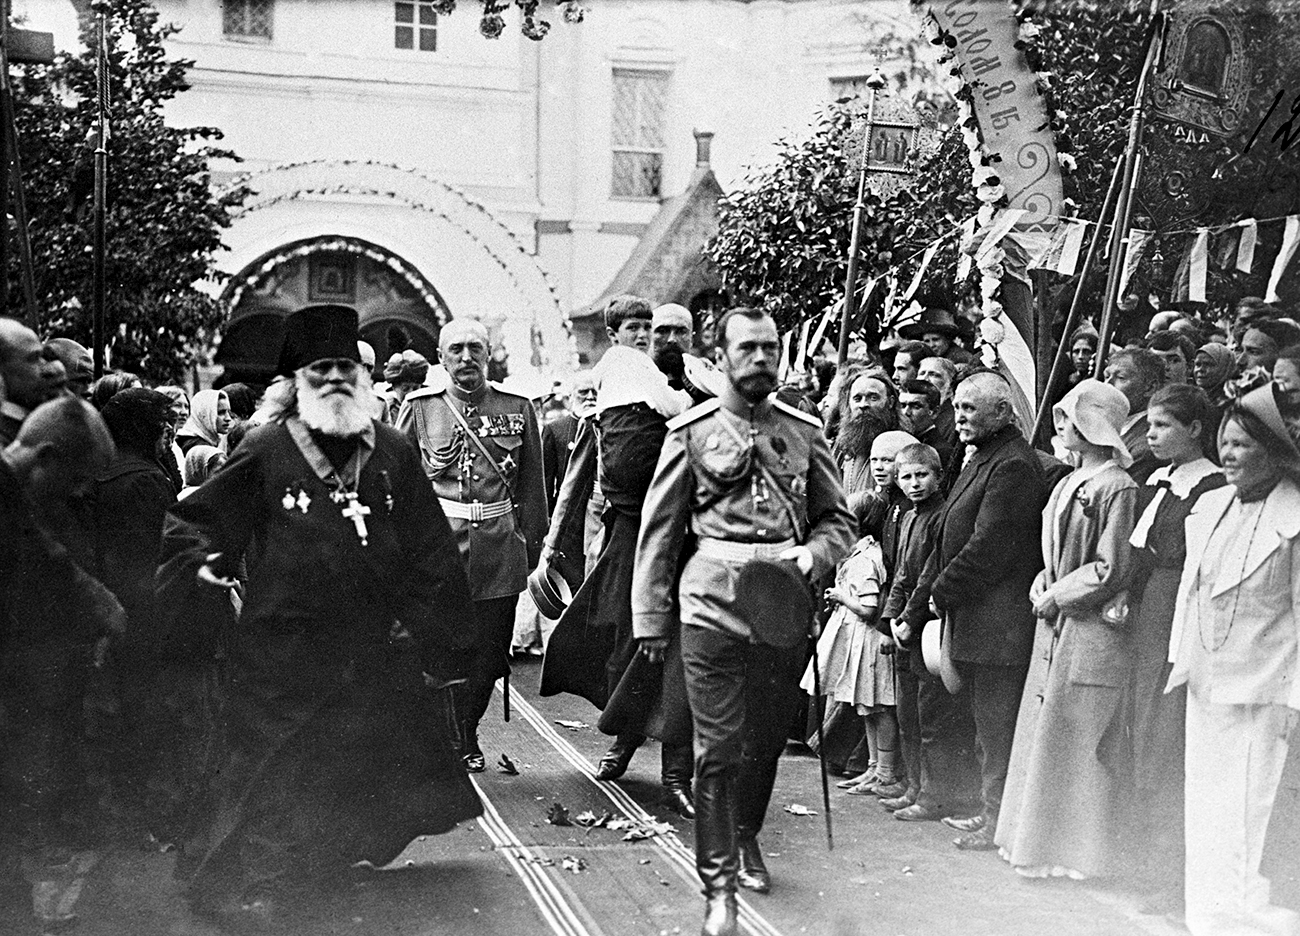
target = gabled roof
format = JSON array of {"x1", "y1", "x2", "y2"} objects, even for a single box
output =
[{"x1": 575, "y1": 165, "x2": 724, "y2": 319}]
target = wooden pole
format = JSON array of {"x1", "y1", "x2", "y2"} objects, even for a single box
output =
[
  {"x1": 92, "y1": 6, "x2": 108, "y2": 377},
  {"x1": 1094, "y1": 6, "x2": 1163, "y2": 377},
  {"x1": 838, "y1": 72, "x2": 886, "y2": 366},
  {"x1": 1028, "y1": 151, "x2": 1125, "y2": 446}
]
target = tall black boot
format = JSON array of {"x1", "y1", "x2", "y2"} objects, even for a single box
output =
[
  {"x1": 661, "y1": 741, "x2": 695, "y2": 819},
  {"x1": 694, "y1": 775, "x2": 738, "y2": 936},
  {"x1": 457, "y1": 679, "x2": 495, "y2": 773},
  {"x1": 595, "y1": 732, "x2": 643, "y2": 781}
]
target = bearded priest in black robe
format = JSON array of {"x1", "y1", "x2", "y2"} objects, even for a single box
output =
[{"x1": 157, "y1": 304, "x2": 480, "y2": 924}]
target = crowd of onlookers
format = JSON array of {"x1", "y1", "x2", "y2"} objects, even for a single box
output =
[{"x1": 2, "y1": 288, "x2": 1299, "y2": 935}]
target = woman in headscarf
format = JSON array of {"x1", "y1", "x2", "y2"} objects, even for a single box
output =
[
  {"x1": 179, "y1": 445, "x2": 225, "y2": 500},
  {"x1": 996, "y1": 379, "x2": 1138, "y2": 880},
  {"x1": 1169, "y1": 383, "x2": 1300, "y2": 936},
  {"x1": 154, "y1": 386, "x2": 190, "y2": 494},
  {"x1": 176, "y1": 389, "x2": 232, "y2": 455},
  {"x1": 1193, "y1": 342, "x2": 1236, "y2": 417}
]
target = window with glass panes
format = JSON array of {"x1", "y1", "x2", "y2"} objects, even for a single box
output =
[
  {"x1": 611, "y1": 70, "x2": 668, "y2": 199},
  {"x1": 395, "y1": 1, "x2": 437, "y2": 52},
  {"x1": 223, "y1": 0, "x2": 273, "y2": 40}
]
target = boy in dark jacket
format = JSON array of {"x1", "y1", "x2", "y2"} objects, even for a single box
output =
[{"x1": 877, "y1": 443, "x2": 976, "y2": 818}]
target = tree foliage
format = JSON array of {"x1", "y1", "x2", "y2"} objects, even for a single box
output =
[
  {"x1": 708, "y1": 0, "x2": 1300, "y2": 343},
  {"x1": 8, "y1": 0, "x2": 248, "y2": 382},
  {"x1": 425, "y1": 0, "x2": 585, "y2": 40}
]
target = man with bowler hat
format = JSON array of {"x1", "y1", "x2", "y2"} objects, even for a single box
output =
[
  {"x1": 900, "y1": 308, "x2": 974, "y2": 366},
  {"x1": 632, "y1": 307, "x2": 854, "y2": 936}
]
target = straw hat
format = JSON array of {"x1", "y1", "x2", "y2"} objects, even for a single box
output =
[
  {"x1": 1053, "y1": 378, "x2": 1132, "y2": 468},
  {"x1": 1229, "y1": 383, "x2": 1300, "y2": 462}
]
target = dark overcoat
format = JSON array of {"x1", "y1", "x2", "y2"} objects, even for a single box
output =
[{"x1": 928, "y1": 424, "x2": 1048, "y2": 667}]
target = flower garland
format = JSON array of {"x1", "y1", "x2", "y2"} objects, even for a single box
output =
[{"x1": 226, "y1": 238, "x2": 448, "y2": 319}]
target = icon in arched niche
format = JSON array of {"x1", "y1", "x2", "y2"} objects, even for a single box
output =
[{"x1": 1151, "y1": 9, "x2": 1251, "y2": 136}]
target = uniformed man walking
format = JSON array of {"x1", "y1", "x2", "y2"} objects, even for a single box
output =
[
  {"x1": 398, "y1": 319, "x2": 548, "y2": 771},
  {"x1": 632, "y1": 307, "x2": 854, "y2": 936}
]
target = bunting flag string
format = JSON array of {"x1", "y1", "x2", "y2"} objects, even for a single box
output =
[
  {"x1": 1236, "y1": 219, "x2": 1257, "y2": 274},
  {"x1": 1188, "y1": 228, "x2": 1209, "y2": 303},
  {"x1": 1266, "y1": 215, "x2": 1300, "y2": 303}
]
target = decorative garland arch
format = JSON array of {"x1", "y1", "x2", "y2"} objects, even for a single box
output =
[{"x1": 215, "y1": 159, "x2": 576, "y2": 376}]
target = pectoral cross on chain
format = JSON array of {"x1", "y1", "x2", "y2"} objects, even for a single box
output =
[{"x1": 341, "y1": 492, "x2": 371, "y2": 546}]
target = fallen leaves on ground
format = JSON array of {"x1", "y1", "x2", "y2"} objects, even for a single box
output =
[
  {"x1": 783, "y1": 803, "x2": 817, "y2": 816},
  {"x1": 560, "y1": 856, "x2": 587, "y2": 874},
  {"x1": 545, "y1": 803, "x2": 572, "y2": 826},
  {"x1": 574, "y1": 810, "x2": 614, "y2": 828},
  {"x1": 497, "y1": 753, "x2": 519, "y2": 775},
  {"x1": 553, "y1": 719, "x2": 590, "y2": 731}
]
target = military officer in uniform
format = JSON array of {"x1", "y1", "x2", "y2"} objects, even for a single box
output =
[
  {"x1": 397, "y1": 319, "x2": 548, "y2": 771},
  {"x1": 632, "y1": 307, "x2": 855, "y2": 936}
]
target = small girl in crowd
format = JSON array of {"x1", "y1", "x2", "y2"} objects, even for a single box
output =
[
  {"x1": 1126, "y1": 383, "x2": 1224, "y2": 910},
  {"x1": 996, "y1": 378, "x2": 1137, "y2": 879},
  {"x1": 803, "y1": 484, "x2": 901, "y2": 798}
]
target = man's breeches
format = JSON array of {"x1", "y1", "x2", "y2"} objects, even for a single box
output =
[{"x1": 679, "y1": 625, "x2": 803, "y2": 834}]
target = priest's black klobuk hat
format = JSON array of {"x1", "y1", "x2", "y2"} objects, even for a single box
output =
[
  {"x1": 277, "y1": 304, "x2": 363, "y2": 376},
  {"x1": 735, "y1": 557, "x2": 815, "y2": 648}
]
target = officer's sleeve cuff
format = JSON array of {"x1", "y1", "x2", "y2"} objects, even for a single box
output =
[{"x1": 633, "y1": 612, "x2": 672, "y2": 641}]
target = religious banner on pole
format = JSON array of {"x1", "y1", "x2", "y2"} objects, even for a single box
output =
[{"x1": 928, "y1": 0, "x2": 1064, "y2": 245}]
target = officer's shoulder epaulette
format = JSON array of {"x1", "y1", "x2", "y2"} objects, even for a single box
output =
[
  {"x1": 772, "y1": 398, "x2": 822, "y2": 428},
  {"x1": 666, "y1": 397, "x2": 722, "y2": 431},
  {"x1": 404, "y1": 385, "x2": 446, "y2": 401},
  {"x1": 487, "y1": 381, "x2": 532, "y2": 403}
]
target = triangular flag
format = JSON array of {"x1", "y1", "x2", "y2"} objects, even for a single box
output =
[
  {"x1": 1237, "y1": 219, "x2": 1257, "y2": 274},
  {"x1": 777, "y1": 330, "x2": 793, "y2": 382},
  {"x1": 1189, "y1": 228, "x2": 1209, "y2": 303},
  {"x1": 902, "y1": 241, "x2": 940, "y2": 303},
  {"x1": 1056, "y1": 220, "x2": 1087, "y2": 277},
  {"x1": 1266, "y1": 215, "x2": 1300, "y2": 303},
  {"x1": 956, "y1": 218, "x2": 976, "y2": 281},
  {"x1": 794, "y1": 318, "x2": 813, "y2": 372},
  {"x1": 1116, "y1": 228, "x2": 1152, "y2": 300},
  {"x1": 808, "y1": 301, "x2": 839, "y2": 360},
  {"x1": 974, "y1": 209, "x2": 1027, "y2": 265}
]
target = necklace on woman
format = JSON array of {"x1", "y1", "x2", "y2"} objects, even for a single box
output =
[{"x1": 1197, "y1": 499, "x2": 1265, "y2": 652}]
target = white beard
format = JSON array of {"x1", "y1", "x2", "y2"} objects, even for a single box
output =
[{"x1": 295, "y1": 372, "x2": 374, "y2": 438}]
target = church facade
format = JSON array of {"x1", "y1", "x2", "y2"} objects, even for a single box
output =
[{"x1": 20, "y1": 0, "x2": 911, "y2": 379}]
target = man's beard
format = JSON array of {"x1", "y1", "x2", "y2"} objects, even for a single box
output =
[
  {"x1": 653, "y1": 344, "x2": 685, "y2": 387},
  {"x1": 835, "y1": 407, "x2": 893, "y2": 461},
  {"x1": 734, "y1": 371, "x2": 778, "y2": 404},
  {"x1": 296, "y1": 373, "x2": 373, "y2": 437}
]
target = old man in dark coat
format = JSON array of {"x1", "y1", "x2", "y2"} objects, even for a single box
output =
[{"x1": 157, "y1": 305, "x2": 481, "y2": 925}]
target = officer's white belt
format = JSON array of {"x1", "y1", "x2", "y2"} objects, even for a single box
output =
[
  {"x1": 694, "y1": 536, "x2": 797, "y2": 564},
  {"x1": 439, "y1": 498, "x2": 513, "y2": 522}
]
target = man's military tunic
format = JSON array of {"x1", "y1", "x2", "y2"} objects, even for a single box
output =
[
  {"x1": 631, "y1": 395, "x2": 853, "y2": 848},
  {"x1": 397, "y1": 381, "x2": 547, "y2": 684}
]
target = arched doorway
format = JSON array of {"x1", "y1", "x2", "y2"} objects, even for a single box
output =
[
  {"x1": 218, "y1": 237, "x2": 449, "y2": 382},
  {"x1": 211, "y1": 160, "x2": 575, "y2": 382}
]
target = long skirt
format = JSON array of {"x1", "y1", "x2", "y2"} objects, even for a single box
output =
[{"x1": 995, "y1": 616, "x2": 1129, "y2": 878}]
